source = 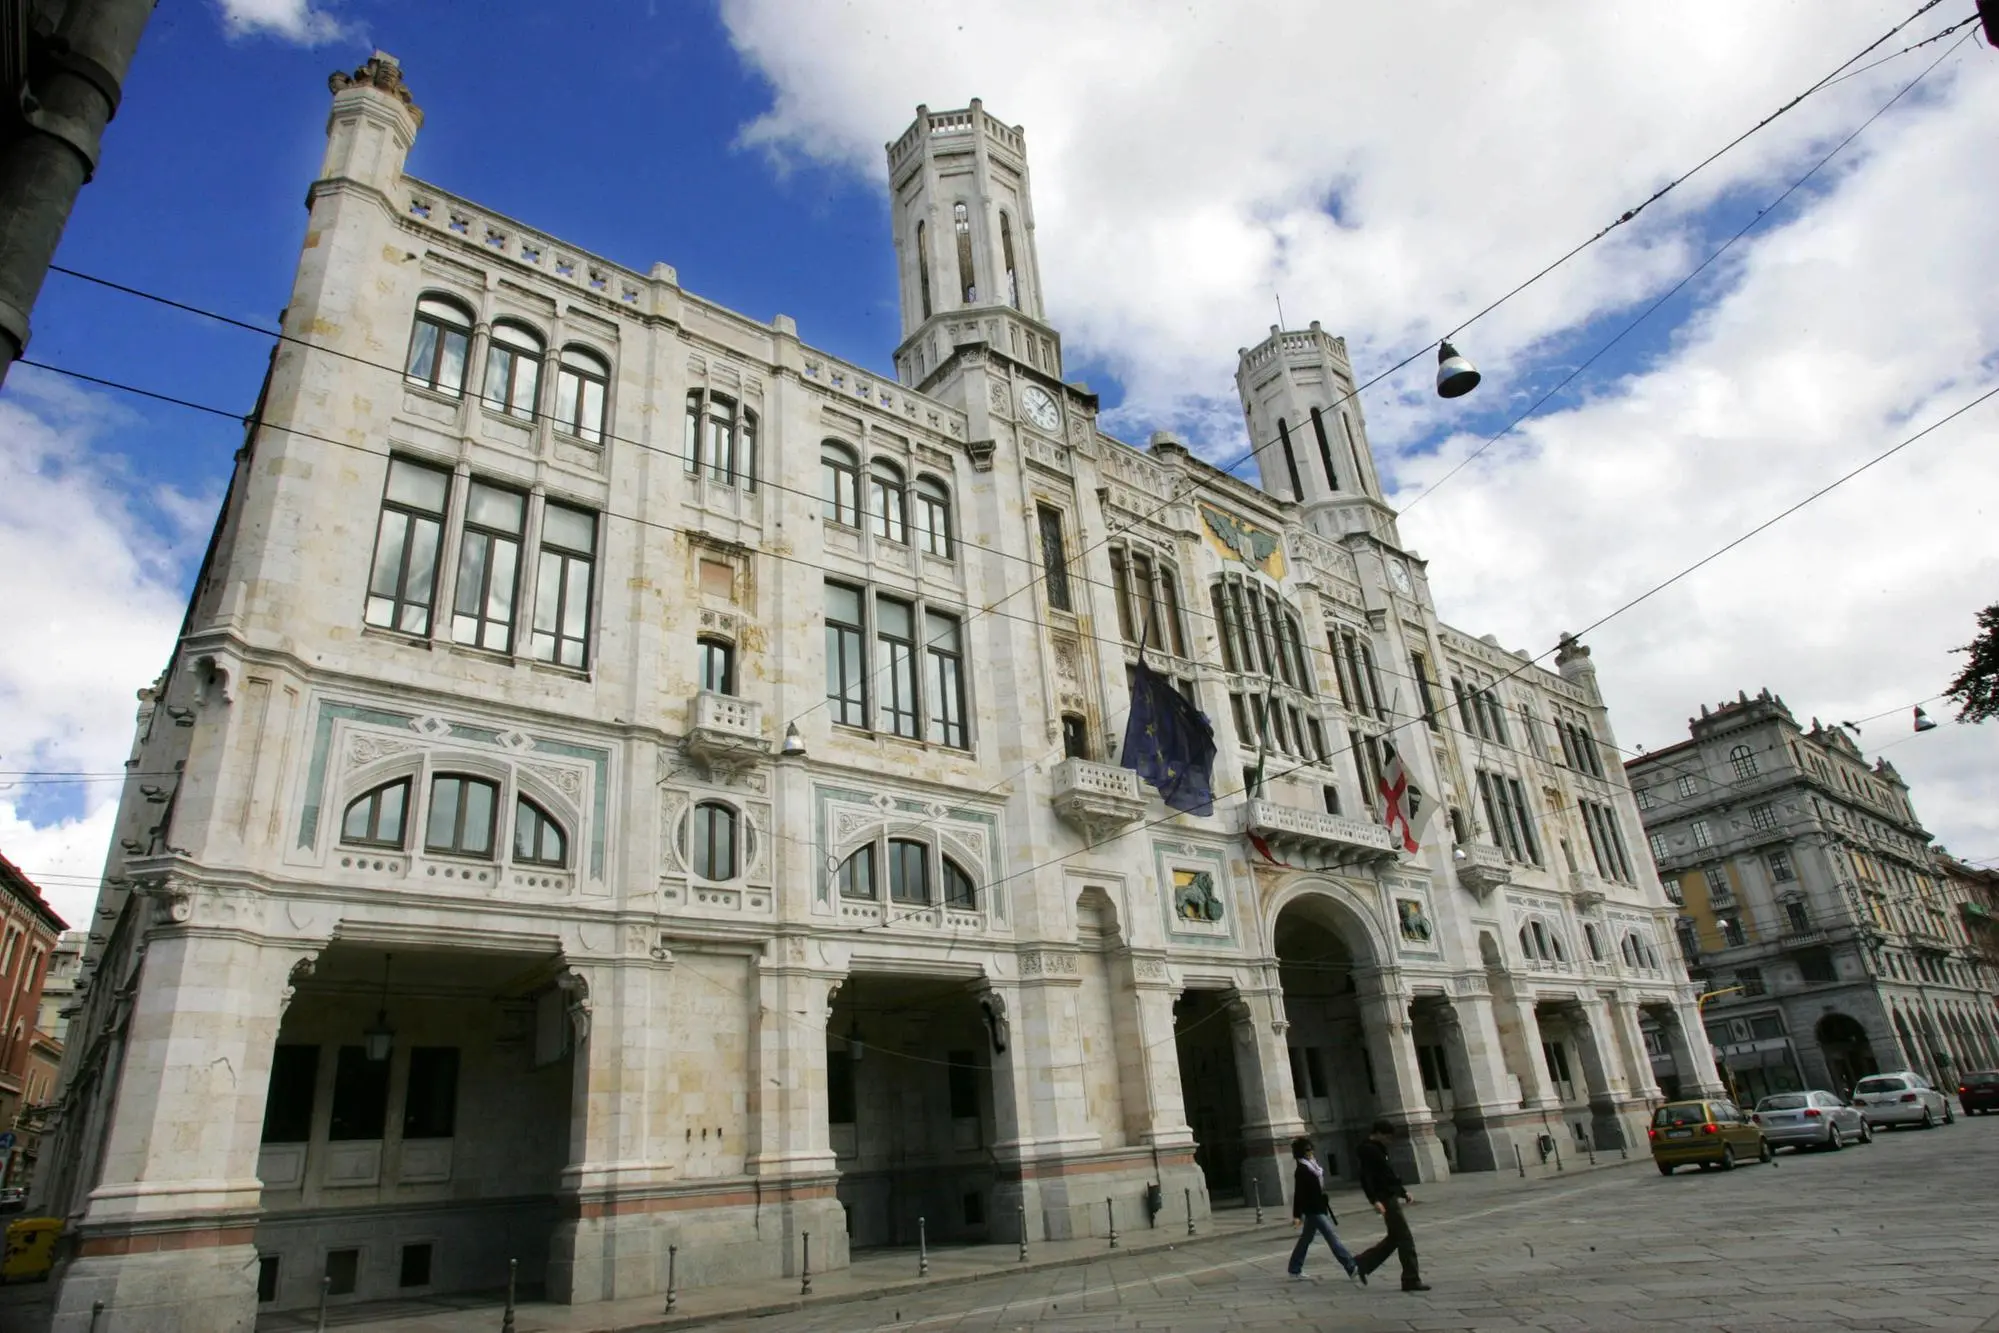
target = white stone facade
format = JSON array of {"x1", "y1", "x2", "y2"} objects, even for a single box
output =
[{"x1": 39, "y1": 58, "x2": 1718, "y2": 1330}]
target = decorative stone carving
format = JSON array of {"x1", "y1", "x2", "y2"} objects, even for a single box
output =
[
  {"x1": 328, "y1": 51, "x2": 424, "y2": 126},
  {"x1": 978, "y1": 988, "x2": 1009, "y2": 1054},
  {"x1": 280, "y1": 958, "x2": 315, "y2": 1014},
  {"x1": 347, "y1": 733, "x2": 419, "y2": 768},
  {"x1": 1018, "y1": 951, "x2": 1078, "y2": 977},
  {"x1": 1050, "y1": 759, "x2": 1147, "y2": 840},
  {"x1": 1454, "y1": 843, "x2": 1511, "y2": 899},
  {"x1": 1397, "y1": 897, "x2": 1434, "y2": 943},
  {"x1": 1173, "y1": 870, "x2": 1224, "y2": 925}
]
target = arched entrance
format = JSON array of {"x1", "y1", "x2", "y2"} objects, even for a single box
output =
[
  {"x1": 1270, "y1": 892, "x2": 1380, "y2": 1180},
  {"x1": 1816, "y1": 1013, "x2": 1878, "y2": 1096},
  {"x1": 1173, "y1": 990, "x2": 1246, "y2": 1199}
]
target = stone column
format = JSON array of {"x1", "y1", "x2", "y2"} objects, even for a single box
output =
[
  {"x1": 1565, "y1": 1000, "x2": 1630, "y2": 1150},
  {"x1": 1109, "y1": 953, "x2": 1206, "y2": 1228},
  {"x1": 1354, "y1": 971, "x2": 1448, "y2": 1181},
  {"x1": 1605, "y1": 992, "x2": 1661, "y2": 1103},
  {"x1": 979, "y1": 979, "x2": 1035, "y2": 1239},
  {"x1": 1228, "y1": 984, "x2": 1305, "y2": 1209},
  {"x1": 1431, "y1": 990, "x2": 1528, "y2": 1173},
  {"x1": 1487, "y1": 978, "x2": 1556, "y2": 1110},
  {"x1": 1005, "y1": 950, "x2": 1101, "y2": 1240},
  {"x1": 1668, "y1": 995, "x2": 1728, "y2": 1097},
  {"x1": 52, "y1": 891, "x2": 315, "y2": 1333}
]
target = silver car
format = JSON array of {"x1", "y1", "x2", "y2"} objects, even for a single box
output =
[
  {"x1": 1851, "y1": 1071, "x2": 1955, "y2": 1129},
  {"x1": 1753, "y1": 1090, "x2": 1871, "y2": 1151}
]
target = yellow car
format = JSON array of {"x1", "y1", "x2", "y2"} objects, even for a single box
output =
[
  {"x1": 1648, "y1": 1098, "x2": 1772, "y2": 1174},
  {"x1": 2, "y1": 1217, "x2": 62, "y2": 1284}
]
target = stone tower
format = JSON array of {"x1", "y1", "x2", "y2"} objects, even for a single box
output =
[
  {"x1": 886, "y1": 101, "x2": 1063, "y2": 391},
  {"x1": 1234, "y1": 322, "x2": 1401, "y2": 545}
]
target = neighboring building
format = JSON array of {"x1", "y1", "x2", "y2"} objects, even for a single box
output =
[
  {"x1": 36, "y1": 930, "x2": 85, "y2": 1045},
  {"x1": 1938, "y1": 851, "x2": 1999, "y2": 1038},
  {"x1": 42, "y1": 56, "x2": 1713, "y2": 1329},
  {"x1": 0, "y1": 853, "x2": 68, "y2": 1187},
  {"x1": 7, "y1": 931, "x2": 86, "y2": 1196},
  {"x1": 1628, "y1": 690, "x2": 1996, "y2": 1105}
]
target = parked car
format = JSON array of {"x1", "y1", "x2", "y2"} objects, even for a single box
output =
[
  {"x1": 1753, "y1": 1090, "x2": 1871, "y2": 1151},
  {"x1": 1850, "y1": 1071, "x2": 1954, "y2": 1129},
  {"x1": 1958, "y1": 1070, "x2": 1999, "y2": 1115},
  {"x1": 1648, "y1": 1098, "x2": 1772, "y2": 1174}
]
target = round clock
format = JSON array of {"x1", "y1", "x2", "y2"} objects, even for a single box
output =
[
  {"x1": 1389, "y1": 561, "x2": 1413, "y2": 595},
  {"x1": 1019, "y1": 384, "x2": 1061, "y2": 432}
]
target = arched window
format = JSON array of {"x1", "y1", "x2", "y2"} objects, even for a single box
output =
[
  {"x1": 868, "y1": 460, "x2": 908, "y2": 544},
  {"x1": 888, "y1": 837, "x2": 930, "y2": 904},
  {"x1": 690, "y1": 801, "x2": 738, "y2": 880},
  {"x1": 403, "y1": 294, "x2": 472, "y2": 396},
  {"x1": 698, "y1": 636, "x2": 736, "y2": 695},
  {"x1": 1621, "y1": 933, "x2": 1639, "y2": 967},
  {"x1": 342, "y1": 778, "x2": 411, "y2": 848},
  {"x1": 943, "y1": 856, "x2": 977, "y2": 908},
  {"x1": 483, "y1": 320, "x2": 544, "y2": 419},
  {"x1": 683, "y1": 390, "x2": 757, "y2": 489},
  {"x1": 1110, "y1": 546, "x2": 1188, "y2": 657},
  {"x1": 1275, "y1": 418, "x2": 1304, "y2": 500},
  {"x1": 513, "y1": 797, "x2": 567, "y2": 867},
  {"x1": 1584, "y1": 922, "x2": 1604, "y2": 962},
  {"x1": 425, "y1": 775, "x2": 499, "y2": 857},
  {"x1": 837, "y1": 844, "x2": 876, "y2": 899},
  {"x1": 554, "y1": 346, "x2": 609, "y2": 443},
  {"x1": 1341, "y1": 414, "x2": 1367, "y2": 492},
  {"x1": 1309, "y1": 407, "x2": 1340, "y2": 491},
  {"x1": 953, "y1": 201, "x2": 976, "y2": 303},
  {"x1": 1000, "y1": 211, "x2": 1019, "y2": 308},
  {"x1": 822, "y1": 441, "x2": 860, "y2": 526},
  {"x1": 915, "y1": 220, "x2": 932, "y2": 319},
  {"x1": 1730, "y1": 745, "x2": 1759, "y2": 781},
  {"x1": 913, "y1": 475, "x2": 953, "y2": 557}
]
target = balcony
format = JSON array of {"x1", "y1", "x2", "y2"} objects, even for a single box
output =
[
  {"x1": 1050, "y1": 759, "x2": 1149, "y2": 838},
  {"x1": 1453, "y1": 843, "x2": 1510, "y2": 899},
  {"x1": 1237, "y1": 799, "x2": 1398, "y2": 867},
  {"x1": 685, "y1": 691, "x2": 765, "y2": 776},
  {"x1": 1780, "y1": 928, "x2": 1830, "y2": 950}
]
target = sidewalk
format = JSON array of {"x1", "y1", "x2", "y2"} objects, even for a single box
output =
[{"x1": 257, "y1": 1150, "x2": 1647, "y2": 1333}]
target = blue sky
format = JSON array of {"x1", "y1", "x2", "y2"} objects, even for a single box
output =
[{"x1": 3, "y1": 0, "x2": 1996, "y2": 921}]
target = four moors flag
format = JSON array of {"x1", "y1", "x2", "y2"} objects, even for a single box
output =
[{"x1": 1376, "y1": 742, "x2": 1426, "y2": 854}]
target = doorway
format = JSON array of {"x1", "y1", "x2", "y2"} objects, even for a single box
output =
[{"x1": 1173, "y1": 990, "x2": 1245, "y2": 1199}]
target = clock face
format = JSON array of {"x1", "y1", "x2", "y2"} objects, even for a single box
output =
[
  {"x1": 1390, "y1": 561, "x2": 1413, "y2": 594},
  {"x1": 1020, "y1": 385, "x2": 1061, "y2": 432}
]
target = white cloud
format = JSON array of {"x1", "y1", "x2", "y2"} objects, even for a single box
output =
[
  {"x1": 719, "y1": 3, "x2": 1999, "y2": 855},
  {"x1": 0, "y1": 372, "x2": 194, "y2": 928},
  {"x1": 214, "y1": 0, "x2": 353, "y2": 45}
]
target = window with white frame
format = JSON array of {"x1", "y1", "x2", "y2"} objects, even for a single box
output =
[
  {"x1": 451, "y1": 481, "x2": 526, "y2": 652},
  {"x1": 868, "y1": 459, "x2": 908, "y2": 544},
  {"x1": 1690, "y1": 818, "x2": 1712, "y2": 849},
  {"x1": 913, "y1": 475, "x2": 953, "y2": 557},
  {"x1": 1649, "y1": 832, "x2": 1669, "y2": 861},
  {"x1": 403, "y1": 294, "x2": 472, "y2": 397},
  {"x1": 1729, "y1": 744, "x2": 1759, "y2": 781},
  {"x1": 482, "y1": 321, "x2": 544, "y2": 419},
  {"x1": 528, "y1": 503, "x2": 597, "y2": 669},
  {"x1": 822, "y1": 440, "x2": 860, "y2": 525},
  {"x1": 424, "y1": 775, "x2": 500, "y2": 858},
  {"x1": 698, "y1": 636, "x2": 735, "y2": 695},
  {"x1": 823, "y1": 581, "x2": 967, "y2": 748},
  {"x1": 553, "y1": 346, "x2": 609, "y2": 443},
  {"x1": 1748, "y1": 803, "x2": 1777, "y2": 832},
  {"x1": 1677, "y1": 774, "x2": 1698, "y2": 798},
  {"x1": 1579, "y1": 799, "x2": 1634, "y2": 882}
]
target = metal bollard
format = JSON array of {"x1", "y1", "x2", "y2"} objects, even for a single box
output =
[
  {"x1": 664, "y1": 1243, "x2": 678, "y2": 1314},
  {"x1": 1553, "y1": 1140, "x2": 1565, "y2": 1172},
  {"x1": 918, "y1": 1215, "x2": 929, "y2": 1276},
  {"x1": 1185, "y1": 1187, "x2": 1196, "y2": 1236},
  {"x1": 89, "y1": 1302, "x2": 105, "y2": 1333},
  {"x1": 1017, "y1": 1205, "x2": 1028, "y2": 1263},
  {"x1": 316, "y1": 1274, "x2": 331, "y2": 1333},
  {"x1": 801, "y1": 1232, "x2": 812, "y2": 1296},
  {"x1": 1250, "y1": 1177, "x2": 1263, "y2": 1225},
  {"x1": 1514, "y1": 1143, "x2": 1525, "y2": 1178},
  {"x1": 1583, "y1": 1130, "x2": 1596, "y2": 1167},
  {"x1": 502, "y1": 1257, "x2": 518, "y2": 1333},
  {"x1": 1106, "y1": 1197, "x2": 1119, "y2": 1249}
]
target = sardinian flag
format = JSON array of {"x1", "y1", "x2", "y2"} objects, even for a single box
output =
[{"x1": 1377, "y1": 743, "x2": 1423, "y2": 854}]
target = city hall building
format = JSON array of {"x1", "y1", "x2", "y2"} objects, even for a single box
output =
[{"x1": 41, "y1": 54, "x2": 1718, "y2": 1329}]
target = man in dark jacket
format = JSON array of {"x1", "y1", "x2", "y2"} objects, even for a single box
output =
[
  {"x1": 1285, "y1": 1136, "x2": 1359, "y2": 1282},
  {"x1": 1353, "y1": 1119, "x2": 1429, "y2": 1291}
]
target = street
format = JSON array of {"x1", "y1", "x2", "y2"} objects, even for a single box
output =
[{"x1": 704, "y1": 1117, "x2": 1999, "y2": 1333}]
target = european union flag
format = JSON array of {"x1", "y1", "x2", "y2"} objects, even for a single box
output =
[{"x1": 1121, "y1": 660, "x2": 1217, "y2": 816}]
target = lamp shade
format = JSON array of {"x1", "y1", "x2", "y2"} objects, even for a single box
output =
[{"x1": 1436, "y1": 340, "x2": 1481, "y2": 399}]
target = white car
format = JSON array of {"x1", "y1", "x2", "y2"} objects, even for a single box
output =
[{"x1": 1851, "y1": 1071, "x2": 1955, "y2": 1129}]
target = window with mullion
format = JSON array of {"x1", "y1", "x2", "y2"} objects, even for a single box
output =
[
  {"x1": 452, "y1": 481, "x2": 526, "y2": 652},
  {"x1": 876, "y1": 596, "x2": 920, "y2": 738},
  {"x1": 425, "y1": 775, "x2": 498, "y2": 858},
  {"x1": 404, "y1": 296, "x2": 471, "y2": 397},
  {"x1": 365, "y1": 458, "x2": 450, "y2": 636},
  {"x1": 341, "y1": 778, "x2": 411, "y2": 849},
  {"x1": 1113, "y1": 551, "x2": 1138, "y2": 643},
  {"x1": 513, "y1": 797, "x2": 567, "y2": 867},
  {"x1": 869, "y1": 463, "x2": 908, "y2": 544},
  {"x1": 822, "y1": 441, "x2": 860, "y2": 525},
  {"x1": 825, "y1": 582, "x2": 868, "y2": 727},
  {"x1": 914, "y1": 477, "x2": 953, "y2": 557},
  {"x1": 482, "y1": 323, "x2": 544, "y2": 419},
  {"x1": 925, "y1": 611, "x2": 967, "y2": 748},
  {"x1": 528, "y1": 502, "x2": 595, "y2": 669},
  {"x1": 1037, "y1": 505, "x2": 1072, "y2": 611},
  {"x1": 690, "y1": 801, "x2": 739, "y2": 880},
  {"x1": 698, "y1": 636, "x2": 736, "y2": 695},
  {"x1": 888, "y1": 838, "x2": 930, "y2": 904},
  {"x1": 553, "y1": 347, "x2": 608, "y2": 443}
]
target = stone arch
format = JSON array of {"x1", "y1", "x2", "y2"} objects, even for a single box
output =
[
  {"x1": 1477, "y1": 930, "x2": 1504, "y2": 970},
  {"x1": 1264, "y1": 879, "x2": 1390, "y2": 969},
  {"x1": 1815, "y1": 1011, "x2": 1877, "y2": 1095}
]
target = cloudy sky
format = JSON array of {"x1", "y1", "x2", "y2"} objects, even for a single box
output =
[{"x1": 3, "y1": 0, "x2": 1995, "y2": 925}]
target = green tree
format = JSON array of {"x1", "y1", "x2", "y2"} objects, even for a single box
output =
[{"x1": 1945, "y1": 600, "x2": 1999, "y2": 723}]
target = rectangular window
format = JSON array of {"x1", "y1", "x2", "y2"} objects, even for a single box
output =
[
  {"x1": 1704, "y1": 865, "x2": 1733, "y2": 902},
  {"x1": 1411, "y1": 653, "x2": 1439, "y2": 730},
  {"x1": 1480, "y1": 689, "x2": 1509, "y2": 745},
  {"x1": 1635, "y1": 785, "x2": 1655, "y2": 811},
  {"x1": 1306, "y1": 717, "x2": 1327, "y2": 762},
  {"x1": 1691, "y1": 819, "x2": 1712, "y2": 849},
  {"x1": 948, "y1": 1051, "x2": 979, "y2": 1119},
  {"x1": 1748, "y1": 803, "x2": 1777, "y2": 832},
  {"x1": 1649, "y1": 832, "x2": 1669, "y2": 861},
  {"x1": 529, "y1": 502, "x2": 596, "y2": 668},
  {"x1": 327, "y1": 1046, "x2": 390, "y2": 1141},
  {"x1": 1784, "y1": 900, "x2": 1811, "y2": 933},
  {"x1": 257, "y1": 1255, "x2": 280, "y2": 1304},
  {"x1": 925, "y1": 611, "x2": 968, "y2": 748},
  {"x1": 876, "y1": 596, "x2": 919, "y2": 738},
  {"x1": 402, "y1": 1047, "x2": 460, "y2": 1140},
  {"x1": 365, "y1": 458, "x2": 450, "y2": 636},
  {"x1": 1721, "y1": 917, "x2": 1747, "y2": 948},
  {"x1": 325, "y1": 1249, "x2": 360, "y2": 1297},
  {"x1": 1109, "y1": 549, "x2": 1136, "y2": 642},
  {"x1": 826, "y1": 582, "x2": 867, "y2": 727},
  {"x1": 1767, "y1": 850, "x2": 1795, "y2": 882},
  {"x1": 1288, "y1": 1047, "x2": 1308, "y2": 1098},
  {"x1": 399, "y1": 1243, "x2": 433, "y2": 1289},
  {"x1": 1506, "y1": 776, "x2": 1541, "y2": 864},
  {"x1": 1037, "y1": 505, "x2": 1071, "y2": 611},
  {"x1": 1736, "y1": 967, "x2": 1765, "y2": 997},
  {"x1": 261, "y1": 1044, "x2": 319, "y2": 1144},
  {"x1": 1797, "y1": 947, "x2": 1837, "y2": 984},
  {"x1": 1322, "y1": 784, "x2": 1341, "y2": 815},
  {"x1": 1677, "y1": 774, "x2": 1698, "y2": 798},
  {"x1": 1452, "y1": 677, "x2": 1475, "y2": 733},
  {"x1": 1581, "y1": 802, "x2": 1612, "y2": 879},
  {"x1": 451, "y1": 481, "x2": 526, "y2": 652}
]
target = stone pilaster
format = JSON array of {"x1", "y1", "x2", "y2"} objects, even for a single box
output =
[
  {"x1": 1228, "y1": 985, "x2": 1304, "y2": 1209},
  {"x1": 1354, "y1": 971, "x2": 1448, "y2": 1181}
]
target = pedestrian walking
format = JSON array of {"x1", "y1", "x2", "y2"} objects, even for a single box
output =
[
  {"x1": 1353, "y1": 1119, "x2": 1430, "y2": 1292},
  {"x1": 1285, "y1": 1137, "x2": 1359, "y2": 1283}
]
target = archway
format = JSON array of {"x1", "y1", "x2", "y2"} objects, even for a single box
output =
[
  {"x1": 1816, "y1": 1012, "x2": 1878, "y2": 1096},
  {"x1": 1172, "y1": 990, "x2": 1246, "y2": 1199},
  {"x1": 1270, "y1": 893, "x2": 1378, "y2": 1180}
]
